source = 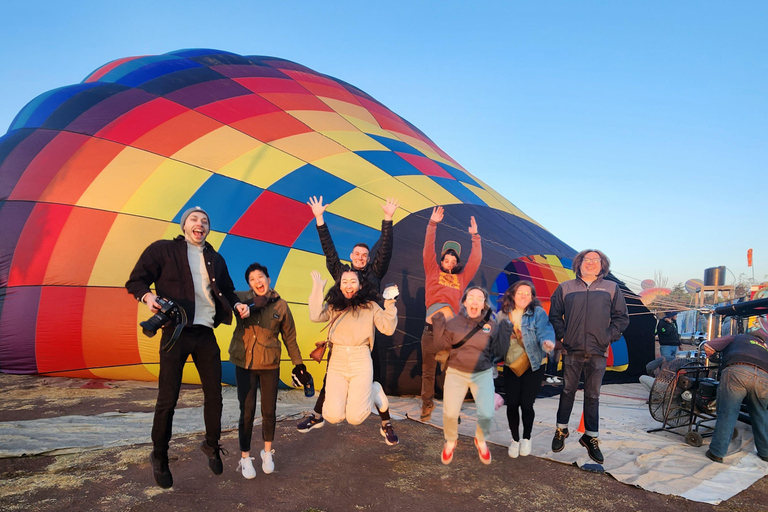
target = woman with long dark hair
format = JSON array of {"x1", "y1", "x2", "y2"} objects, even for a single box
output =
[
  {"x1": 308, "y1": 266, "x2": 397, "y2": 425},
  {"x1": 495, "y1": 280, "x2": 555, "y2": 458}
]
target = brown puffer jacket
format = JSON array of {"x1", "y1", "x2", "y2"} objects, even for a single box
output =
[{"x1": 228, "y1": 289, "x2": 303, "y2": 370}]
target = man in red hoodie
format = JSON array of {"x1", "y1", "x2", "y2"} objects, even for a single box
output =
[{"x1": 420, "y1": 206, "x2": 482, "y2": 420}]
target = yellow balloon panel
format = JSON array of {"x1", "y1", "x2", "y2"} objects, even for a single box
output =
[
  {"x1": 340, "y1": 115, "x2": 392, "y2": 138},
  {"x1": 273, "y1": 249, "x2": 333, "y2": 304},
  {"x1": 89, "y1": 216, "x2": 170, "y2": 287},
  {"x1": 393, "y1": 175, "x2": 461, "y2": 210},
  {"x1": 217, "y1": 143, "x2": 304, "y2": 189},
  {"x1": 122, "y1": 160, "x2": 211, "y2": 220},
  {"x1": 318, "y1": 130, "x2": 389, "y2": 152},
  {"x1": 313, "y1": 152, "x2": 391, "y2": 188},
  {"x1": 172, "y1": 126, "x2": 264, "y2": 172},
  {"x1": 269, "y1": 132, "x2": 348, "y2": 163},
  {"x1": 287, "y1": 110, "x2": 358, "y2": 132},
  {"x1": 318, "y1": 97, "x2": 378, "y2": 125},
  {"x1": 77, "y1": 147, "x2": 165, "y2": 212}
]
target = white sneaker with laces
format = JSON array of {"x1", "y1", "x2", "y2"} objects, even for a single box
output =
[
  {"x1": 520, "y1": 438, "x2": 532, "y2": 456},
  {"x1": 508, "y1": 440, "x2": 520, "y2": 458},
  {"x1": 546, "y1": 377, "x2": 555, "y2": 384},
  {"x1": 237, "y1": 456, "x2": 256, "y2": 479},
  {"x1": 372, "y1": 381, "x2": 389, "y2": 413},
  {"x1": 260, "y1": 449, "x2": 275, "y2": 474}
]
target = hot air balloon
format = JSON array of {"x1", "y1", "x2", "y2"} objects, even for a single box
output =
[{"x1": 0, "y1": 49, "x2": 655, "y2": 391}]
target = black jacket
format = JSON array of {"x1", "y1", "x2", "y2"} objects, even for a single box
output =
[
  {"x1": 125, "y1": 236, "x2": 239, "y2": 328},
  {"x1": 548, "y1": 276, "x2": 630, "y2": 356},
  {"x1": 656, "y1": 318, "x2": 681, "y2": 346},
  {"x1": 316, "y1": 220, "x2": 393, "y2": 290}
]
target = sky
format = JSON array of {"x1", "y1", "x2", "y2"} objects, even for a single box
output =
[{"x1": 1, "y1": 1, "x2": 765, "y2": 293}]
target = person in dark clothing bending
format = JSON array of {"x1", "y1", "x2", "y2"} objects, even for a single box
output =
[{"x1": 702, "y1": 328, "x2": 768, "y2": 464}]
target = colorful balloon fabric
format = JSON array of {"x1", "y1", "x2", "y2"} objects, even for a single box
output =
[{"x1": 0, "y1": 49, "x2": 652, "y2": 391}]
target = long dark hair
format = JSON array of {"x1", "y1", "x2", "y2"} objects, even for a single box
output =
[
  {"x1": 324, "y1": 266, "x2": 380, "y2": 312},
  {"x1": 500, "y1": 280, "x2": 541, "y2": 314}
]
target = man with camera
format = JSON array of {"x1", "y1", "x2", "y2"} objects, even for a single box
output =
[{"x1": 126, "y1": 207, "x2": 248, "y2": 489}]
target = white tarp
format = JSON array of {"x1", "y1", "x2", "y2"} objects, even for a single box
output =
[
  {"x1": 1, "y1": 382, "x2": 765, "y2": 504},
  {"x1": 394, "y1": 383, "x2": 768, "y2": 505}
]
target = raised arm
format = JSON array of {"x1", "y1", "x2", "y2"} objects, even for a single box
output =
[
  {"x1": 373, "y1": 299, "x2": 398, "y2": 336},
  {"x1": 309, "y1": 196, "x2": 344, "y2": 279},
  {"x1": 423, "y1": 206, "x2": 443, "y2": 275},
  {"x1": 370, "y1": 197, "x2": 399, "y2": 279},
  {"x1": 461, "y1": 216, "x2": 483, "y2": 284},
  {"x1": 308, "y1": 271, "x2": 330, "y2": 322}
]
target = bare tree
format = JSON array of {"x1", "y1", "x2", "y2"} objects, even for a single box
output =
[{"x1": 654, "y1": 270, "x2": 669, "y2": 289}]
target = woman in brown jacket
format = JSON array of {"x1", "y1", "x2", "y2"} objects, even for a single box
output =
[{"x1": 228, "y1": 262, "x2": 305, "y2": 479}]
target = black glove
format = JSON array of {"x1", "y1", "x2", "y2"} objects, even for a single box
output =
[{"x1": 292, "y1": 364, "x2": 311, "y2": 386}]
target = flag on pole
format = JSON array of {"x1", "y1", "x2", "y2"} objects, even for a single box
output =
[{"x1": 748, "y1": 248, "x2": 753, "y2": 267}]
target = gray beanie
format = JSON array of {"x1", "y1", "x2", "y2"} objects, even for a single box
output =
[{"x1": 180, "y1": 206, "x2": 210, "y2": 232}]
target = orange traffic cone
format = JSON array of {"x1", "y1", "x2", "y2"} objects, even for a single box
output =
[{"x1": 577, "y1": 412, "x2": 585, "y2": 434}]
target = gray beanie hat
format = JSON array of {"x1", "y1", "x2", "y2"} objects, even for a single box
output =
[{"x1": 180, "y1": 206, "x2": 210, "y2": 232}]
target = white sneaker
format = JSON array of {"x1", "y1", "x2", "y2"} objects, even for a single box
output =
[
  {"x1": 237, "y1": 456, "x2": 256, "y2": 479},
  {"x1": 508, "y1": 440, "x2": 520, "y2": 458},
  {"x1": 260, "y1": 449, "x2": 275, "y2": 474},
  {"x1": 520, "y1": 438, "x2": 532, "y2": 456},
  {"x1": 546, "y1": 377, "x2": 555, "y2": 384},
  {"x1": 372, "y1": 382, "x2": 389, "y2": 413}
]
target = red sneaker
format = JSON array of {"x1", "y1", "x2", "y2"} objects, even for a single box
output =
[
  {"x1": 474, "y1": 438, "x2": 492, "y2": 465},
  {"x1": 441, "y1": 442, "x2": 455, "y2": 465}
]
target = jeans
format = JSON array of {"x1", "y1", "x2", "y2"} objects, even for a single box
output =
[
  {"x1": 152, "y1": 326, "x2": 222, "y2": 453},
  {"x1": 442, "y1": 367, "x2": 495, "y2": 443},
  {"x1": 323, "y1": 345, "x2": 375, "y2": 425},
  {"x1": 504, "y1": 365, "x2": 546, "y2": 441},
  {"x1": 235, "y1": 366, "x2": 279, "y2": 451},
  {"x1": 709, "y1": 364, "x2": 768, "y2": 459},
  {"x1": 313, "y1": 345, "x2": 390, "y2": 421},
  {"x1": 659, "y1": 345, "x2": 678, "y2": 358},
  {"x1": 556, "y1": 353, "x2": 607, "y2": 437}
]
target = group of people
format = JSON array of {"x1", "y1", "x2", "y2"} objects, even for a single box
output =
[{"x1": 126, "y1": 199, "x2": 632, "y2": 489}]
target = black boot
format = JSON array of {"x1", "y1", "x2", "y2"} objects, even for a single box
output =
[
  {"x1": 551, "y1": 427, "x2": 569, "y2": 452},
  {"x1": 200, "y1": 440, "x2": 227, "y2": 475},
  {"x1": 149, "y1": 451, "x2": 173, "y2": 489},
  {"x1": 579, "y1": 434, "x2": 604, "y2": 464}
]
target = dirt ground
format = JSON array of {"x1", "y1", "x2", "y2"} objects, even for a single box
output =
[{"x1": 1, "y1": 373, "x2": 767, "y2": 512}]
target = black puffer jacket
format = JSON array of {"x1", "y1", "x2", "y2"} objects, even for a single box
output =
[{"x1": 316, "y1": 219, "x2": 393, "y2": 291}]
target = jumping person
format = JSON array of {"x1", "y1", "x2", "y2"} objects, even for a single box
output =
[
  {"x1": 420, "y1": 206, "x2": 482, "y2": 421},
  {"x1": 308, "y1": 268, "x2": 398, "y2": 428},
  {"x1": 126, "y1": 207, "x2": 249, "y2": 489},
  {"x1": 228, "y1": 262, "x2": 307, "y2": 479},
  {"x1": 297, "y1": 195, "x2": 401, "y2": 445}
]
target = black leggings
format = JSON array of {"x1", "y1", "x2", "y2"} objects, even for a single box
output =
[
  {"x1": 236, "y1": 366, "x2": 279, "y2": 452},
  {"x1": 503, "y1": 365, "x2": 546, "y2": 441}
]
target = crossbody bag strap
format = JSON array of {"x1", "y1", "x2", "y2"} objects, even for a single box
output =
[{"x1": 450, "y1": 309, "x2": 491, "y2": 350}]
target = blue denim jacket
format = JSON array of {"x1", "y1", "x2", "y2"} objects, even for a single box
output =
[{"x1": 496, "y1": 306, "x2": 556, "y2": 371}]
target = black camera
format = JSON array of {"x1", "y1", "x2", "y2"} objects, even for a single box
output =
[{"x1": 140, "y1": 297, "x2": 184, "y2": 338}]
